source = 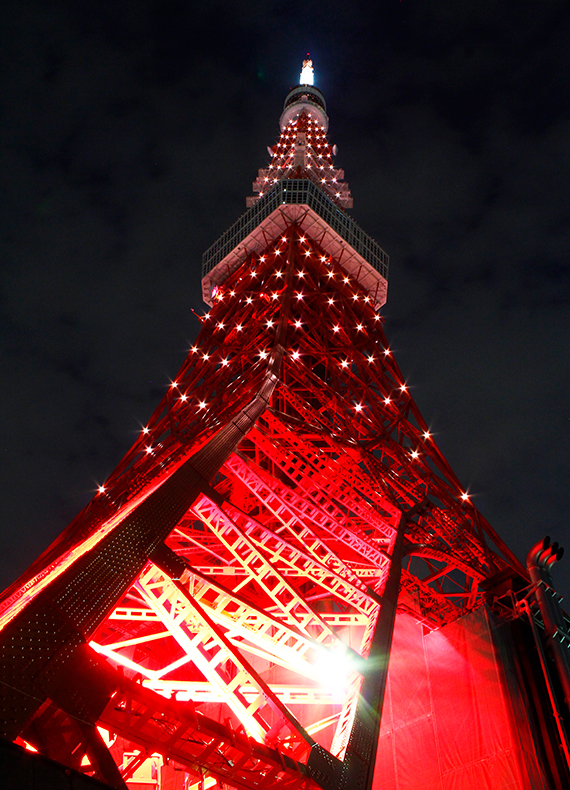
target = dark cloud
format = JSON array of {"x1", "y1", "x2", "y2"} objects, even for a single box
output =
[{"x1": 1, "y1": 0, "x2": 570, "y2": 601}]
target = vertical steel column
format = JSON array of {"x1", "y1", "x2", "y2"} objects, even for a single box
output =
[
  {"x1": 527, "y1": 538, "x2": 570, "y2": 714},
  {"x1": 338, "y1": 513, "x2": 407, "y2": 790},
  {"x1": 518, "y1": 598, "x2": 570, "y2": 772}
]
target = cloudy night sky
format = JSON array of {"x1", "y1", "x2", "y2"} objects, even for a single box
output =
[{"x1": 1, "y1": 1, "x2": 569, "y2": 600}]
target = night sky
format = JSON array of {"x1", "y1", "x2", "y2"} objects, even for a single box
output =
[{"x1": 2, "y1": 1, "x2": 569, "y2": 601}]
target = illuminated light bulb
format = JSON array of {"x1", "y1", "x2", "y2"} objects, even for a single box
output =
[
  {"x1": 230, "y1": 291, "x2": 235, "y2": 297},
  {"x1": 236, "y1": 324, "x2": 243, "y2": 331},
  {"x1": 296, "y1": 292, "x2": 304, "y2": 300},
  {"x1": 411, "y1": 449, "x2": 419, "y2": 459},
  {"x1": 384, "y1": 348, "x2": 390, "y2": 355},
  {"x1": 180, "y1": 394, "x2": 188, "y2": 401},
  {"x1": 216, "y1": 322, "x2": 224, "y2": 330},
  {"x1": 259, "y1": 350, "x2": 268, "y2": 359},
  {"x1": 246, "y1": 297, "x2": 253, "y2": 304},
  {"x1": 299, "y1": 237, "x2": 306, "y2": 243},
  {"x1": 333, "y1": 326, "x2": 340, "y2": 333},
  {"x1": 461, "y1": 492, "x2": 470, "y2": 501},
  {"x1": 352, "y1": 294, "x2": 359, "y2": 301},
  {"x1": 364, "y1": 296, "x2": 370, "y2": 304},
  {"x1": 145, "y1": 446, "x2": 153, "y2": 454},
  {"x1": 98, "y1": 485, "x2": 106, "y2": 494},
  {"x1": 203, "y1": 354, "x2": 209, "y2": 360},
  {"x1": 374, "y1": 314, "x2": 381, "y2": 321},
  {"x1": 264, "y1": 177, "x2": 268, "y2": 182},
  {"x1": 355, "y1": 403, "x2": 363, "y2": 412},
  {"x1": 198, "y1": 401, "x2": 207, "y2": 409},
  {"x1": 281, "y1": 236, "x2": 287, "y2": 243},
  {"x1": 221, "y1": 359, "x2": 229, "y2": 367},
  {"x1": 327, "y1": 271, "x2": 334, "y2": 278},
  {"x1": 295, "y1": 320, "x2": 302, "y2": 328},
  {"x1": 314, "y1": 645, "x2": 353, "y2": 698},
  {"x1": 275, "y1": 270, "x2": 283, "y2": 278},
  {"x1": 271, "y1": 292, "x2": 279, "y2": 300},
  {"x1": 384, "y1": 397, "x2": 391, "y2": 405},
  {"x1": 320, "y1": 256, "x2": 326, "y2": 262},
  {"x1": 275, "y1": 249, "x2": 282, "y2": 255},
  {"x1": 298, "y1": 270, "x2": 305, "y2": 278},
  {"x1": 367, "y1": 355, "x2": 374, "y2": 363},
  {"x1": 356, "y1": 324, "x2": 364, "y2": 331},
  {"x1": 341, "y1": 360, "x2": 349, "y2": 368},
  {"x1": 343, "y1": 277, "x2": 350, "y2": 284},
  {"x1": 266, "y1": 320, "x2": 274, "y2": 328},
  {"x1": 142, "y1": 427, "x2": 150, "y2": 434},
  {"x1": 423, "y1": 431, "x2": 431, "y2": 440},
  {"x1": 304, "y1": 250, "x2": 311, "y2": 256},
  {"x1": 259, "y1": 256, "x2": 266, "y2": 262},
  {"x1": 190, "y1": 346, "x2": 197, "y2": 353},
  {"x1": 400, "y1": 384, "x2": 407, "y2": 392},
  {"x1": 321, "y1": 178, "x2": 326, "y2": 183},
  {"x1": 259, "y1": 191, "x2": 264, "y2": 196},
  {"x1": 328, "y1": 298, "x2": 334, "y2": 305},
  {"x1": 292, "y1": 350, "x2": 301, "y2": 360},
  {"x1": 171, "y1": 381, "x2": 178, "y2": 388}
]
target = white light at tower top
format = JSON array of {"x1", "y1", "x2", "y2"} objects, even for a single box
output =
[{"x1": 300, "y1": 57, "x2": 314, "y2": 85}]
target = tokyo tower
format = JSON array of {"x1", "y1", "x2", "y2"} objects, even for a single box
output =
[{"x1": 1, "y1": 60, "x2": 569, "y2": 790}]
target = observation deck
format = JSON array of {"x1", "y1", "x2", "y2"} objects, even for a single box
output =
[{"x1": 201, "y1": 179, "x2": 389, "y2": 309}]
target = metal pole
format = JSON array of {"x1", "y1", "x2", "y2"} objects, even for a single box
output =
[
  {"x1": 527, "y1": 538, "x2": 570, "y2": 715},
  {"x1": 518, "y1": 598, "x2": 570, "y2": 771}
]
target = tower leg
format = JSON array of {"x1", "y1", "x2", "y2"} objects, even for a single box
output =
[
  {"x1": 307, "y1": 514, "x2": 406, "y2": 790},
  {"x1": 339, "y1": 514, "x2": 405, "y2": 790}
]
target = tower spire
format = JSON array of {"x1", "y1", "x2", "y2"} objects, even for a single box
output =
[
  {"x1": 300, "y1": 55, "x2": 314, "y2": 85},
  {"x1": 248, "y1": 61, "x2": 352, "y2": 211}
]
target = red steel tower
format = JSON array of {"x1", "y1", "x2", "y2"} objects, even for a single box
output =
[{"x1": 1, "y1": 60, "x2": 569, "y2": 790}]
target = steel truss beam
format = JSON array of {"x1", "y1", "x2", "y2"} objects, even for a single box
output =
[{"x1": 97, "y1": 677, "x2": 319, "y2": 790}]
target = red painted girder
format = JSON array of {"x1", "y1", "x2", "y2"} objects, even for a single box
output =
[
  {"x1": 164, "y1": 563, "x2": 341, "y2": 678},
  {"x1": 132, "y1": 564, "x2": 313, "y2": 756},
  {"x1": 268, "y1": 384, "x2": 401, "y2": 525},
  {"x1": 218, "y1": 498, "x2": 379, "y2": 619},
  {"x1": 399, "y1": 568, "x2": 462, "y2": 624},
  {"x1": 191, "y1": 494, "x2": 341, "y2": 646},
  {"x1": 98, "y1": 681, "x2": 319, "y2": 790},
  {"x1": 108, "y1": 606, "x2": 368, "y2": 629},
  {"x1": 248, "y1": 418, "x2": 396, "y2": 542},
  {"x1": 407, "y1": 545, "x2": 485, "y2": 583},
  {"x1": 225, "y1": 452, "x2": 390, "y2": 586},
  {"x1": 251, "y1": 413, "x2": 389, "y2": 529}
]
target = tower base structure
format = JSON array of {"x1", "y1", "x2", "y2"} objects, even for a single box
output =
[{"x1": 3, "y1": 605, "x2": 568, "y2": 790}]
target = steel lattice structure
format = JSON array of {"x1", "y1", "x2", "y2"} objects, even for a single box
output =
[{"x1": 0, "y1": 63, "x2": 525, "y2": 790}]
